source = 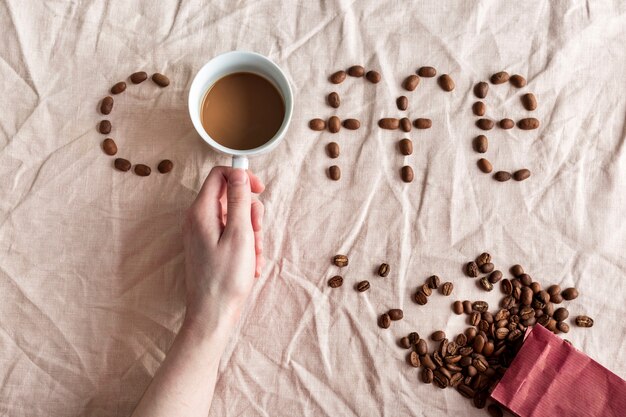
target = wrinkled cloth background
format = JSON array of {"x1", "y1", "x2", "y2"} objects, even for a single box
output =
[{"x1": 0, "y1": 1, "x2": 625, "y2": 416}]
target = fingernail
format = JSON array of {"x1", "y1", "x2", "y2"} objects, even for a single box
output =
[{"x1": 229, "y1": 169, "x2": 248, "y2": 185}]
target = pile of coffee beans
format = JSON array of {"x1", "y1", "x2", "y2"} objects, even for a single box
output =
[
  {"x1": 98, "y1": 71, "x2": 173, "y2": 177},
  {"x1": 471, "y1": 72, "x2": 537, "y2": 182}
]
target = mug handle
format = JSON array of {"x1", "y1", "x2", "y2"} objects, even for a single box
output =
[{"x1": 232, "y1": 155, "x2": 249, "y2": 170}]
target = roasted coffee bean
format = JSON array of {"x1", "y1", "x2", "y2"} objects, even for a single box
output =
[
  {"x1": 463, "y1": 300, "x2": 473, "y2": 314},
  {"x1": 414, "y1": 290, "x2": 428, "y2": 305},
  {"x1": 480, "y1": 262, "x2": 494, "y2": 273},
  {"x1": 477, "y1": 158, "x2": 493, "y2": 173},
  {"x1": 509, "y1": 74, "x2": 527, "y2": 88},
  {"x1": 408, "y1": 332, "x2": 420, "y2": 345},
  {"x1": 400, "y1": 336, "x2": 412, "y2": 349},
  {"x1": 99, "y1": 120, "x2": 112, "y2": 134},
  {"x1": 413, "y1": 118, "x2": 432, "y2": 129},
  {"x1": 489, "y1": 270, "x2": 503, "y2": 284},
  {"x1": 510, "y1": 264, "x2": 524, "y2": 277},
  {"x1": 456, "y1": 333, "x2": 467, "y2": 346},
  {"x1": 474, "y1": 82, "x2": 489, "y2": 98},
  {"x1": 114, "y1": 158, "x2": 131, "y2": 172},
  {"x1": 329, "y1": 165, "x2": 341, "y2": 181},
  {"x1": 347, "y1": 65, "x2": 365, "y2": 77},
  {"x1": 470, "y1": 312, "x2": 481, "y2": 326},
  {"x1": 152, "y1": 73, "x2": 170, "y2": 87},
  {"x1": 458, "y1": 383, "x2": 475, "y2": 398},
  {"x1": 396, "y1": 95, "x2": 408, "y2": 111},
  {"x1": 519, "y1": 274, "x2": 532, "y2": 286},
  {"x1": 330, "y1": 70, "x2": 346, "y2": 84},
  {"x1": 378, "y1": 263, "x2": 390, "y2": 277},
  {"x1": 342, "y1": 118, "x2": 360, "y2": 130},
  {"x1": 490, "y1": 71, "x2": 510, "y2": 84},
  {"x1": 102, "y1": 138, "x2": 117, "y2": 155},
  {"x1": 537, "y1": 290, "x2": 550, "y2": 304},
  {"x1": 333, "y1": 254, "x2": 349, "y2": 267},
  {"x1": 431, "y1": 330, "x2": 446, "y2": 341},
  {"x1": 472, "y1": 102, "x2": 486, "y2": 116},
  {"x1": 546, "y1": 318, "x2": 558, "y2": 332},
  {"x1": 327, "y1": 92, "x2": 340, "y2": 108},
  {"x1": 432, "y1": 351, "x2": 444, "y2": 367},
  {"x1": 356, "y1": 280, "x2": 370, "y2": 292},
  {"x1": 309, "y1": 118, "x2": 326, "y2": 131},
  {"x1": 479, "y1": 277, "x2": 493, "y2": 292},
  {"x1": 422, "y1": 353, "x2": 436, "y2": 370},
  {"x1": 501, "y1": 279, "x2": 512, "y2": 295},
  {"x1": 378, "y1": 118, "x2": 399, "y2": 130},
  {"x1": 447, "y1": 342, "x2": 459, "y2": 356},
  {"x1": 544, "y1": 302, "x2": 554, "y2": 316},
  {"x1": 403, "y1": 74, "x2": 420, "y2": 91},
  {"x1": 379, "y1": 313, "x2": 391, "y2": 328},
  {"x1": 478, "y1": 319, "x2": 489, "y2": 332},
  {"x1": 474, "y1": 390, "x2": 488, "y2": 409},
  {"x1": 473, "y1": 301, "x2": 489, "y2": 312},
  {"x1": 518, "y1": 117, "x2": 540, "y2": 130},
  {"x1": 326, "y1": 142, "x2": 340, "y2": 158},
  {"x1": 495, "y1": 327, "x2": 509, "y2": 340},
  {"x1": 422, "y1": 368, "x2": 434, "y2": 383},
  {"x1": 100, "y1": 96, "x2": 114, "y2": 114},
  {"x1": 501, "y1": 295, "x2": 515, "y2": 308},
  {"x1": 110, "y1": 81, "x2": 126, "y2": 94},
  {"x1": 438, "y1": 74, "x2": 455, "y2": 91},
  {"x1": 494, "y1": 171, "x2": 512, "y2": 182},
  {"x1": 134, "y1": 164, "x2": 151, "y2": 176},
  {"x1": 476, "y1": 253, "x2": 491, "y2": 267},
  {"x1": 508, "y1": 328, "x2": 523, "y2": 341},
  {"x1": 465, "y1": 327, "x2": 478, "y2": 342},
  {"x1": 551, "y1": 293, "x2": 564, "y2": 304},
  {"x1": 398, "y1": 138, "x2": 413, "y2": 155},
  {"x1": 439, "y1": 339, "x2": 449, "y2": 356},
  {"x1": 476, "y1": 118, "x2": 494, "y2": 130},
  {"x1": 500, "y1": 118, "x2": 514, "y2": 129},
  {"x1": 401, "y1": 166, "x2": 414, "y2": 183},
  {"x1": 441, "y1": 282, "x2": 453, "y2": 296},
  {"x1": 389, "y1": 309, "x2": 403, "y2": 321},
  {"x1": 537, "y1": 314, "x2": 550, "y2": 327},
  {"x1": 575, "y1": 315, "x2": 594, "y2": 327},
  {"x1": 557, "y1": 321, "x2": 570, "y2": 333},
  {"x1": 474, "y1": 135, "x2": 488, "y2": 153},
  {"x1": 328, "y1": 275, "x2": 343, "y2": 288},
  {"x1": 522, "y1": 93, "x2": 537, "y2": 111},
  {"x1": 416, "y1": 338, "x2": 428, "y2": 355},
  {"x1": 520, "y1": 306, "x2": 534, "y2": 320},
  {"x1": 408, "y1": 351, "x2": 421, "y2": 367},
  {"x1": 483, "y1": 341, "x2": 494, "y2": 356},
  {"x1": 466, "y1": 261, "x2": 479, "y2": 277},
  {"x1": 400, "y1": 117, "x2": 412, "y2": 132},
  {"x1": 365, "y1": 70, "x2": 381, "y2": 83},
  {"x1": 417, "y1": 66, "x2": 437, "y2": 77},
  {"x1": 328, "y1": 116, "x2": 341, "y2": 133},
  {"x1": 130, "y1": 71, "x2": 148, "y2": 84},
  {"x1": 433, "y1": 370, "x2": 449, "y2": 389},
  {"x1": 449, "y1": 372, "x2": 463, "y2": 387},
  {"x1": 513, "y1": 169, "x2": 531, "y2": 181},
  {"x1": 548, "y1": 284, "x2": 561, "y2": 296},
  {"x1": 157, "y1": 159, "x2": 174, "y2": 174},
  {"x1": 488, "y1": 403, "x2": 504, "y2": 417},
  {"x1": 562, "y1": 287, "x2": 579, "y2": 300},
  {"x1": 453, "y1": 301, "x2": 464, "y2": 315},
  {"x1": 421, "y1": 284, "x2": 432, "y2": 297},
  {"x1": 473, "y1": 335, "x2": 485, "y2": 354},
  {"x1": 521, "y1": 286, "x2": 533, "y2": 305}
]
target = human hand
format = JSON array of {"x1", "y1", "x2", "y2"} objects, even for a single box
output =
[{"x1": 182, "y1": 167, "x2": 265, "y2": 328}]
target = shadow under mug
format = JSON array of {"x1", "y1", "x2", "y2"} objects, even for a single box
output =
[{"x1": 188, "y1": 51, "x2": 294, "y2": 169}]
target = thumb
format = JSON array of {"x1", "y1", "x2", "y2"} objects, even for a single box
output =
[{"x1": 225, "y1": 168, "x2": 252, "y2": 231}]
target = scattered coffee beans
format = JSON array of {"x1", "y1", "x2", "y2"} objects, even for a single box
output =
[
  {"x1": 509, "y1": 74, "x2": 527, "y2": 88},
  {"x1": 441, "y1": 282, "x2": 454, "y2": 296},
  {"x1": 99, "y1": 120, "x2": 112, "y2": 134},
  {"x1": 157, "y1": 159, "x2": 173, "y2": 174},
  {"x1": 134, "y1": 164, "x2": 151, "y2": 176},
  {"x1": 476, "y1": 119, "x2": 494, "y2": 130},
  {"x1": 102, "y1": 138, "x2": 117, "y2": 155},
  {"x1": 518, "y1": 118, "x2": 540, "y2": 130},
  {"x1": 490, "y1": 71, "x2": 510, "y2": 84},
  {"x1": 348, "y1": 65, "x2": 365, "y2": 77},
  {"x1": 476, "y1": 253, "x2": 491, "y2": 267},
  {"x1": 329, "y1": 165, "x2": 341, "y2": 180},
  {"x1": 400, "y1": 117, "x2": 412, "y2": 132},
  {"x1": 397, "y1": 96, "x2": 408, "y2": 111},
  {"x1": 500, "y1": 118, "x2": 514, "y2": 129},
  {"x1": 328, "y1": 116, "x2": 341, "y2": 133},
  {"x1": 365, "y1": 70, "x2": 381, "y2": 83},
  {"x1": 522, "y1": 93, "x2": 537, "y2": 111},
  {"x1": 151, "y1": 73, "x2": 170, "y2": 87},
  {"x1": 477, "y1": 158, "x2": 493, "y2": 173},
  {"x1": 417, "y1": 66, "x2": 437, "y2": 77},
  {"x1": 357, "y1": 280, "x2": 370, "y2": 292},
  {"x1": 403, "y1": 74, "x2": 420, "y2": 91},
  {"x1": 330, "y1": 70, "x2": 346, "y2": 84},
  {"x1": 474, "y1": 82, "x2": 489, "y2": 98},
  {"x1": 343, "y1": 119, "x2": 360, "y2": 130},
  {"x1": 309, "y1": 118, "x2": 326, "y2": 131},
  {"x1": 413, "y1": 118, "x2": 432, "y2": 129},
  {"x1": 378, "y1": 263, "x2": 390, "y2": 277},
  {"x1": 100, "y1": 96, "x2": 114, "y2": 115},
  {"x1": 327, "y1": 92, "x2": 340, "y2": 108},
  {"x1": 472, "y1": 102, "x2": 486, "y2": 116},
  {"x1": 389, "y1": 309, "x2": 404, "y2": 321},
  {"x1": 111, "y1": 81, "x2": 127, "y2": 94},
  {"x1": 401, "y1": 166, "x2": 414, "y2": 183},
  {"x1": 379, "y1": 118, "x2": 400, "y2": 130},
  {"x1": 399, "y1": 138, "x2": 413, "y2": 155},
  {"x1": 328, "y1": 275, "x2": 343, "y2": 288},
  {"x1": 114, "y1": 158, "x2": 131, "y2": 172},
  {"x1": 379, "y1": 313, "x2": 391, "y2": 328},
  {"x1": 438, "y1": 74, "x2": 455, "y2": 91},
  {"x1": 494, "y1": 171, "x2": 512, "y2": 182},
  {"x1": 575, "y1": 315, "x2": 594, "y2": 327},
  {"x1": 130, "y1": 71, "x2": 148, "y2": 84},
  {"x1": 513, "y1": 169, "x2": 531, "y2": 181},
  {"x1": 466, "y1": 261, "x2": 479, "y2": 277},
  {"x1": 333, "y1": 254, "x2": 349, "y2": 267},
  {"x1": 562, "y1": 287, "x2": 579, "y2": 300}
]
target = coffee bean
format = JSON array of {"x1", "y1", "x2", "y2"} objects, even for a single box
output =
[
  {"x1": 500, "y1": 118, "x2": 514, "y2": 129},
  {"x1": 474, "y1": 253, "x2": 490, "y2": 267},
  {"x1": 488, "y1": 403, "x2": 504, "y2": 417},
  {"x1": 110, "y1": 81, "x2": 127, "y2": 94},
  {"x1": 422, "y1": 368, "x2": 434, "y2": 384},
  {"x1": 438, "y1": 74, "x2": 455, "y2": 91},
  {"x1": 416, "y1": 338, "x2": 428, "y2": 355},
  {"x1": 501, "y1": 279, "x2": 512, "y2": 295},
  {"x1": 326, "y1": 142, "x2": 340, "y2": 158},
  {"x1": 518, "y1": 118, "x2": 540, "y2": 130},
  {"x1": 378, "y1": 263, "x2": 390, "y2": 277},
  {"x1": 557, "y1": 321, "x2": 570, "y2": 333},
  {"x1": 401, "y1": 166, "x2": 414, "y2": 183},
  {"x1": 521, "y1": 287, "x2": 533, "y2": 305},
  {"x1": 400, "y1": 117, "x2": 411, "y2": 132},
  {"x1": 328, "y1": 116, "x2": 341, "y2": 133},
  {"x1": 510, "y1": 264, "x2": 524, "y2": 277},
  {"x1": 328, "y1": 275, "x2": 343, "y2": 288},
  {"x1": 441, "y1": 282, "x2": 453, "y2": 296},
  {"x1": 130, "y1": 71, "x2": 148, "y2": 84},
  {"x1": 473, "y1": 335, "x2": 485, "y2": 354},
  {"x1": 494, "y1": 171, "x2": 512, "y2": 182},
  {"x1": 379, "y1": 313, "x2": 391, "y2": 328},
  {"x1": 399, "y1": 138, "x2": 413, "y2": 155},
  {"x1": 365, "y1": 70, "x2": 381, "y2": 83},
  {"x1": 342, "y1": 118, "x2": 360, "y2": 130},
  {"x1": 99, "y1": 120, "x2": 112, "y2": 134},
  {"x1": 466, "y1": 261, "x2": 479, "y2": 277},
  {"x1": 396, "y1": 96, "x2": 408, "y2": 111},
  {"x1": 553, "y1": 307, "x2": 569, "y2": 322},
  {"x1": 513, "y1": 169, "x2": 531, "y2": 181},
  {"x1": 453, "y1": 301, "x2": 463, "y2": 315},
  {"x1": 328, "y1": 165, "x2": 341, "y2": 181},
  {"x1": 489, "y1": 270, "x2": 502, "y2": 284},
  {"x1": 546, "y1": 318, "x2": 558, "y2": 332},
  {"x1": 483, "y1": 341, "x2": 494, "y2": 356},
  {"x1": 551, "y1": 293, "x2": 564, "y2": 304},
  {"x1": 431, "y1": 330, "x2": 446, "y2": 341},
  {"x1": 476, "y1": 118, "x2": 494, "y2": 130},
  {"x1": 378, "y1": 118, "x2": 399, "y2": 130},
  {"x1": 495, "y1": 327, "x2": 510, "y2": 340},
  {"x1": 389, "y1": 309, "x2": 403, "y2": 321},
  {"x1": 408, "y1": 332, "x2": 420, "y2": 345},
  {"x1": 134, "y1": 164, "x2": 151, "y2": 176},
  {"x1": 330, "y1": 70, "x2": 347, "y2": 84},
  {"x1": 490, "y1": 71, "x2": 510, "y2": 84},
  {"x1": 537, "y1": 290, "x2": 550, "y2": 304},
  {"x1": 522, "y1": 93, "x2": 537, "y2": 111},
  {"x1": 472, "y1": 301, "x2": 489, "y2": 313},
  {"x1": 480, "y1": 262, "x2": 494, "y2": 273},
  {"x1": 347, "y1": 65, "x2": 364, "y2": 77},
  {"x1": 474, "y1": 82, "x2": 489, "y2": 98},
  {"x1": 548, "y1": 284, "x2": 561, "y2": 296},
  {"x1": 100, "y1": 96, "x2": 114, "y2": 115},
  {"x1": 474, "y1": 390, "x2": 488, "y2": 409},
  {"x1": 413, "y1": 118, "x2": 432, "y2": 129},
  {"x1": 403, "y1": 74, "x2": 420, "y2": 91},
  {"x1": 408, "y1": 351, "x2": 421, "y2": 367},
  {"x1": 157, "y1": 159, "x2": 174, "y2": 174},
  {"x1": 414, "y1": 290, "x2": 428, "y2": 305},
  {"x1": 465, "y1": 327, "x2": 477, "y2": 341},
  {"x1": 433, "y1": 371, "x2": 449, "y2": 389},
  {"x1": 114, "y1": 158, "x2": 131, "y2": 172},
  {"x1": 333, "y1": 255, "x2": 348, "y2": 267},
  {"x1": 327, "y1": 92, "x2": 340, "y2": 108},
  {"x1": 472, "y1": 102, "x2": 486, "y2": 116},
  {"x1": 356, "y1": 280, "x2": 370, "y2": 292},
  {"x1": 520, "y1": 306, "x2": 535, "y2": 320},
  {"x1": 102, "y1": 138, "x2": 117, "y2": 155},
  {"x1": 417, "y1": 66, "x2": 436, "y2": 77},
  {"x1": 477, "y1": 158, "x2": 493, "y2": 173},
  {"x1": 151, "y1": 73, "x2": 170, "y2": 87},
  {"x1": 449, "y1": 372, "x2": 463, "y2": 387},
  {"x1": 421, "y1": 283, "x2": 432, "y2": 297},
  {"x1": 519, "y1": 274, "x2": 532, "y2": 286},
  {"x1": 456, "y1": 333, "x2": 467, "y2": 346},
  {"x1": 479, "y1": 277, "x2": 493, "y2": 292},
  {"x1": 509, "y1": 74, "x2": 527, "y2": 88},
  {"x1": 428, "y1": 275, "x2": 441, "y2": 289},
  {"x1": 309, "y1": 118, "x2": 326, "y2": 131},
  {"x1": 463, "y1": 300, "x2": 472, "y2": 314},
  {"x1": 562, "y1": 287, "x2": 579, "y2": 300},
  {"x1": 400, "y1": 336, "x2": 412, "y2": 349},
  {"x1": 474, "y1": 135, "x2": 488, "y2": 153}
]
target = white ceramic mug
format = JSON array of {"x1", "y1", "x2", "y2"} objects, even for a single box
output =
[{"x1": 188, "y1": 51, "x2": 294, "y2": 169}]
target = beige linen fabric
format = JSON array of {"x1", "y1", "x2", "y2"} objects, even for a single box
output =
[{"x1": 0, "y1": 1, "x2": 625, "y2": 416}]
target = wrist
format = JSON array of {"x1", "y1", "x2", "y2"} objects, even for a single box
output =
[{"x1": 182, "y1": 301, "x2": 242, "y2": 342}]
